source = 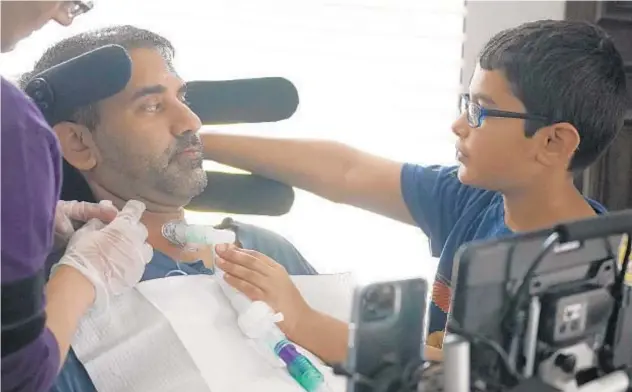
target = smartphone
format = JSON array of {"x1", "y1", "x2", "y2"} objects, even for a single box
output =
[{"x1": 346, "y1": 278, "x2": 428, "y2": 392}]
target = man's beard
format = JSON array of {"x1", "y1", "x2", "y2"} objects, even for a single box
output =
[
  {"x1": 151, "y1": 133, "x2": 208, "y2": 199},
  {"x1": 151, "y1": 154, "x2": 207, "y2": 199},
  {"x1": 100, "y1": 132, "x2": 208, "y2": 202}
]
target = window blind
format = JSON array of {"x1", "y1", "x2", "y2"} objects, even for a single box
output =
[{"x1": 0, "y1": 0, "x2": 465, "y2": 281}]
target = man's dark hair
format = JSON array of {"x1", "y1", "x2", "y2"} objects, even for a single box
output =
[
  {"x1": 19, "y1": 25, "x2": 175, "y2": 129},
  {"x1": 479, "y1": 19, "x2": 628, "y2": 171},
  {"x1": 19, "y1": 25, "x2": 175, "y2": 203}
]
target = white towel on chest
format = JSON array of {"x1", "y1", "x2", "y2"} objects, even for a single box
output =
[{"x1": 73, "y1": 273, "x2": 355, "y2": 392}]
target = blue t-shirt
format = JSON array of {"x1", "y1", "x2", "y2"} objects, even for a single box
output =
[
  {"x1": 400, "y1": 164, "x2": 606, "y2": 343},
  {"x1": 50, "y1": 219, "x2": 316, "y2": 392}
]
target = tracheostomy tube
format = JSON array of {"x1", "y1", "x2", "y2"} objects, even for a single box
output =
[{"x1": 161, "y1": 220, "x2": 329, "y2": 391}]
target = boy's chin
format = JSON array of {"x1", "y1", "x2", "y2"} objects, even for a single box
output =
[
  {"x1": 457, "y1": 165, "x2": 505, "y2": 192},
  {"x1": 456, "y1": 164, "x2": 474, "y2": 185},
  {"x1": 456, "y1": 164, "x2": 487, "y2": 189}
]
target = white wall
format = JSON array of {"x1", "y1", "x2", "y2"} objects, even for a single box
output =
[{"x1": 462, "y1": 0, "x2": 566, "y2": 90}]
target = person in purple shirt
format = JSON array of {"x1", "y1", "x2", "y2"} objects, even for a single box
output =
[{"x1": 2, "y1": 2, "x2": 154, "y2": 391}]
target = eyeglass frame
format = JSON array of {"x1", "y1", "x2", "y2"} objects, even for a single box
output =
[
  {"x1": 459, "y1": 93, "x2": 550, "y2": 129},
  {"x1": 66, "y1": 1, "x2": 94, "y2": 19}
]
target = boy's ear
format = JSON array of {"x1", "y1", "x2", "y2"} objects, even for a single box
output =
[
  {"x1": 53, "y1": 122, "x2": 99, "y2": 171},
  {"x1": 534, "y1": 122, "x2": 580, "y2": 167}
]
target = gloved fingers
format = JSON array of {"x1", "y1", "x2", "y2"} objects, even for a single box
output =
[
  {"x1": 105, "y1": 219, "x2": 149, "y2": 245},
  {"x1": 136, "y1": 222, "x2": 149, "y2": 242},
  {"x1": 141, "y1": 243, "x2": 154, "y2": 264},
  {"x1": 98, "y1": 200, "x2": 120, "y2": 218},
  {"x1": 105, "y1": 200, "x2": 148, "y2": 241},
  {"x1": 106, "y1": 256, "x2": 145, "y2": 293},
  {"x1": 118, "y1": 241, "x2": 152, "y2": 268},
  {"x1": 99, "y1": 200, "x2": 114, "y2": 208},
  {"x1": 54, "y1": 214, "x2": 74, "y2": 237},
  {"x1": 116, "y1": 200, "x2": 146, "y2": 223},
  {"x1": 63, "y1": 200, "x2": 119, "y2": 224},
  {"x1": 79, "y1": 218, "x2": 107, "y2": 232},
  {"x1": 57, "y1": 200, "x2": 78, "y2": 214},
  {"x1": 68, "y1": 219, "x2": 106, "y2": 247}
]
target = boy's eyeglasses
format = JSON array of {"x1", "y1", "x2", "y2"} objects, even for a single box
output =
[
  {"x1": 459, "y1": 93, "x2": 550, "y2": 129},
  {"x1": 65, "y1": 1, "x2": 94, "y2": 19}
]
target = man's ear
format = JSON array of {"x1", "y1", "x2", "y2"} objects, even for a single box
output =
[
  {"x1": 534, "y1": 122, "x2": 580, "y2": 168},
  {"x1": 53, "y1": 122, "x2": 99, "y2": 170}
]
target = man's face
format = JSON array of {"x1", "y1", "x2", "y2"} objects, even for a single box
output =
[
  {"x1": 450, "y1": 65, "x2": 543, "y2": 191},
  {"x1": 86, "y1": 48, "x2": 206, "y2": 206}
]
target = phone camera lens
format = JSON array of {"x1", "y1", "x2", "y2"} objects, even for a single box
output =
[{"x1": 362, "y1": 284, "x2": 396, "y2": 321}]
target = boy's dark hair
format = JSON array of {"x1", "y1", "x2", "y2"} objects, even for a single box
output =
[
  {"x1": 18, "y1": 25, "x2": 175, "y2": 130},
  {"x1": 479, "y1": 19, "x2": 628, "y2": 171}
]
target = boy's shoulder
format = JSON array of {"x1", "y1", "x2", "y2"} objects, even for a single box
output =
[
  {"x1": 449, "y1": 190, "x2": 508, "y2": 243},
  {"x1": 401, "y1": 163, "x2": 507, "y2": 256},
  {"x1": 401, "y1": 163, "x2": 502, "y2": 224},
  {"x1": 401, "y1": 164, "x2": 490, "y2": 203}
]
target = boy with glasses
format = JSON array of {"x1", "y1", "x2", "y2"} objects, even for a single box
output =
[{"x1": 202, "y1": 19, "x2": 629, "y2": 353}]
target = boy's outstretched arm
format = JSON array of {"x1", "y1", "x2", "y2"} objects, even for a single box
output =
[
  {"x1": 202, "y1": 134, "x2": 415, "y2": 225},
  {"x1": 215, "y1": 244, "x2": 444, "y2": 365}
]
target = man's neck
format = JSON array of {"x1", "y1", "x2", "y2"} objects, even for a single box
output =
[
  {"x1": 89, "y1": 183, "x2": 214, "y2": 266},
  {"x1": 143, "y1": 208, "x2": 216, "y2": 267},
  {"x1": 502, "y1": 176, "x2": 597, "y2": 233}
]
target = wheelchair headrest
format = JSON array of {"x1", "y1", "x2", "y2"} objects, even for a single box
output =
[{"x1": 24, "y1": 45, "x2": 298, "y2": 216}]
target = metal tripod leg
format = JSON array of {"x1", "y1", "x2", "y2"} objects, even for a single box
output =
[{"x1": 443, "y1": 334, "x2": 470, "y2": 392}]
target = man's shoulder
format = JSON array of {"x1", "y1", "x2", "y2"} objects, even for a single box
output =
[
  {"x1": 219, "y1": 218, "x2": 318, "y2": 275},
  {"x1": 226, "y1": 219, "x2": 291, "y2": 242}
]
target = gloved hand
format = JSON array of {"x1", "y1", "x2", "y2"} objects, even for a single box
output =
[
  {"x1": 52, "y1": 200, "x2": 153, "y2": 313},
  {"x1": 54, "y1": 200, "x2": 119, "y2": 249}
]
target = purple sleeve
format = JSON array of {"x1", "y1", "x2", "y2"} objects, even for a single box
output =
[
  {"x1": 1, "y1": 77, "x2": 62, "y2": 390},
  {"x1": 1, "y1": 329, "x2": 61, "y2": 392}
]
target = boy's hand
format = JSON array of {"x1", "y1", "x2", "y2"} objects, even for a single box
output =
[
  {"x1": 424, "y1": 345, "x2": 443, "y2": 362},
  {"x1": 215, "y1": 244, "x2": 312, "y2": 338}
]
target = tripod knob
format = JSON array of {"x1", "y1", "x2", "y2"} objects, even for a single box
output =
[{"x1": 554, "y1": 353, "x2": 576, "y2": 374}]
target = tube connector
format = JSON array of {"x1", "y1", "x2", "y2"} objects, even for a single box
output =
[
  {"x1": 162, "y1": 220, "x2": 236, "y2": 248},
  {"x1": 238, "y1": 301, "x2": 284, "y2": 339}
]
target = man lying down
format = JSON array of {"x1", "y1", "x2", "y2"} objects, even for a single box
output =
[{"x1": 20, "y1": 25, "x2": 351, "y2": 391}]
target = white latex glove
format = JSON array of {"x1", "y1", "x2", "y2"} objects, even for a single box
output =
[
  {"x1": 52, "y1": 200, "x2": 153, "y2": 313},
  {"x1": 54, "y1": 200, "x2": 119, "y2": 248}
]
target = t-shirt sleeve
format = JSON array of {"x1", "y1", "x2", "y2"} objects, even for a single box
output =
[
  {"x1": 400, "y1": 164, "x2": 476, "y2": 257},
  {"x1": 1, "y1": 77, "x2": 62, "y2": 391}
]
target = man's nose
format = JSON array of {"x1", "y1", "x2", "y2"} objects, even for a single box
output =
[{"x1": 171, "y1": 101, "x2": 203, "y2": 136}]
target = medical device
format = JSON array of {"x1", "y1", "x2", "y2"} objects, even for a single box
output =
[{"x1": 162, "y1": 220, "x2": 330, "y2": 392}]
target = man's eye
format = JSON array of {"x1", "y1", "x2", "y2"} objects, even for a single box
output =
[
  {"x1": 179, "y1": 94, "x2": 190, "y2": 106},
  {"x1": 141, "y1": 103, "x2": 161, "y2": 112}
]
